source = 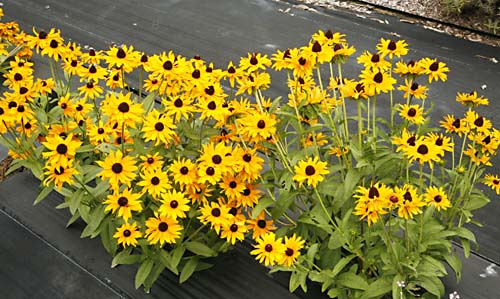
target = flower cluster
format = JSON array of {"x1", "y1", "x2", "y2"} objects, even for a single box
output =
[{"x1": 0, "y1": 8, "x2": 498, "y2": 298}]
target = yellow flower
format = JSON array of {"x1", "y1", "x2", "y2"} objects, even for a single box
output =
[
  {"x1": 103, "y1": 188, "x2": 143, "y2": 221},
  {"x1": 420, "y1": 57, "x2": 449, "y2": 83},
  {"x1": 247, "y1": 212, "x2": 277, "y2": 240},
  {"x1": 484, "y1": 174, "x2": 500, "y2": 195},
  {"x1": 158, "y1": 190, "x2": 191, "y2": 219},
  {"x1": 220, "y1": 219, "x2": 248, "y2": 245},
  {"x1": 168, "y1": 158, "x2": 197, "y2": 187},
  {"x1": 398, "y1": 79, "x2": 428, "y2": 100},
  {"x1": 239, "y1": 52, "x2": 271, "y2": 73},
  {"x1": 145, "y1": 213, "x2": 182, "y2": 246},
  {"x1": 398, "y1": 104, "x2": 425, "y2": 125},
  {"x1": 456, "y1": 91, "x2": 488, "y2": 107},
  {"x1": 376, "y1": 38, "x2": 408, "y2": 59},
  {"x1": 250, "y1": 232, "x2": 285, "y2": 267},
  {"x1": 359, "y1": 68, "x2": 396, "y2": 95},
  {"x1": 43, "y1": 162, "x2": 79, "y2": 191},
  {"x1": 113, "y1": 222, "x2": 142, "y2": 247},
  {"x1": 293, "y1": 157, "x2": 329, "y2": 188},
  {"x1": 137, "y1": 168, "x2": 171, "y2": 199},
  {"x1": 41, "y1": 133, "x2": 82, "y2": 168},
  {"x1": 198, "y1": 201, "x2": 232, "y2": 234},
  {"x1": 96, "y1": 150, "x2": 138, "y2": 189},
  {"x1": 396, "y1": 184, "x2": 426, "y2": 219},
  {"x1": 279, "y1": 234, "x2": 305, "y2": 268},
  {"x1": 141, "y1": 109, "x2": 177, "y2": 146},
  {"x1": 357, "y1": 51, "x2": 390, "y2": 71},
  {"x1": 424, "y1": 186, "x2": 451, "y2": 211}
]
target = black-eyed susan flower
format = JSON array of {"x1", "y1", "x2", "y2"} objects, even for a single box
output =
[
  {"x1": 398, "y1": 80, "x2": 428, "y2": 100},
  {"x1": 424, "y1": 133, "x2": 454, "y2": 156},
  {"x1": 396, "y1": 184, "x2": 426, "y2": 219},
  {"x1": 250, "y1": 232, "x2": 285, "y2": 266},
  {"x1": 137, "y1": 167, "x2": 171, "y2": 199},
  {"x1": 456, "y1": 91, "x2": 489, "y2": 107},
  {"x1": 293, "y1": 156, "x2": 329, "y2": 188},
  {"x1": 96, "y1": 150, "x2": 138, "y2": 189},
  {"x1": 105, "y1": 44, "x2": 139, "y2": 73},
  {"x1": 220, "y1": 219, "x2": 248, "y2": 245},
  {"x1": 79, "y1": 64, "x2": 107, "y2": 83},
  {"x1": 80, "y1": 47, "x2": 102, "y2": 65},
  {"x1": 311, "y1": 29, "x2": 346, "y2": 47},
  {"x1": 163, "y1": 96, "x2": 195, "y2": 122},
  {"x1": 238, "y1": 111, "x2": 277, "y2": 142},
  {"x1": 145, "y1": 213, "x2": 182, "y2": 246},
  {"x1": 113, "y1": 222, "x2": 142, "y2": 247},
  {"x1": 464, "y1": 145, "x2": 492, "y2": 166},
  {"x1": 198, "y1": 201, "x2": 232, "y2": 234},
  {"x1": 158, "y1": 190, "x2": 190, "y2": 219},
  {"x1": 441, "y1": 114, "x2": 468, "y2": 136},
  {"x1": 394, "y1": 60, "x2": 425, "y2": 77},
  {"x1": 289, "y1": 48, "x2": 316, "y2": 78},
  {"x1": 399, "y1": 104, "x2": 425, "y2": 125},
  {"x1": 101, "y1": 92, "x2": 144, "y2": 129},
  {"x1": 141, "y1": 109, "x2": 176, "y2": 146},
  {"x1": 353, "y1": 182, "x2": 391, "y2": 225},
  {"x1": 103, "y1": 188, "x2": 143, "y2": 221},
  {"x1": 247, "y1": 212, "x2": 277, "y2": 240},
  {"x1": 420, "y1": 57, "x2": 449, "y2": 83},
  {"x1": 484, "y1": 174, "x2": 500, "y2": 195},
  {"x1": 302, "y1": 41, "x2": 334, "y2": 64},
  {"x1": 272, "y1": 48, "x2": 293, "y2": 71},
  {"x1": 235, "y1": 72, "x2": 271, "y2": 96},
  {"x1": 237, "y1": 183, "x2": 262, "y2": 208},
  {"x1": 169, "y1": 158, "x2": 197, "y2": 187},
  {"x1": 78, "y1": 80, "x2": 103, "y2": 99},
  {"x1": 43, "y1": 162, "x2": 79, "y2": 191},
  {"x1": 464, "y1": 111, "x2": 491, "y2": 133},
  {"x1": 140, "y1": 152, "x2": 164, "y2": 171},
  {"x1": 279, "y1": 234, "x2": 305, "y2": 267},
  {"x1": 239, "y1": 52, "x2": 271, "y2": 73},
  {"x1": 376, "y1": 38, "x2": 408, "y2": 59},
  {"x1": 220, "y1": 175, "x2": 246, "y2": 201},
  {"x1": 424, "y1": 186, "x2": 451, "y2": 211},
  {"x1": 87, "y1": 121, "x2": 111, "y2": 145},
  {"x1": 359, "y1": 68, "x2": 396, "y2": 95},
  {"x1": 357, "y1": 51, "x2": 390, "y2": 71},
  {"x1": 41, "y1": 133, "x2": 82, "y2": 168},
  {"x1": 406, "y1": 139, "x2": 441, "y2": 166},
  {"x1": 233, "y1": 146, "x2": 264, "y2": 183}
]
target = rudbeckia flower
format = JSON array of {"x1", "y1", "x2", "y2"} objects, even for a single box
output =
[
  {"x1": 137, "y1": 168, "x2": 171, "y2": 199},
  {"x1": 41, "y1": 133, "x2": 82, "y2": 168},
  {"x1": 158, "y1": 190, "x2": 190, "y2": 219},
  {"x1": 279, "y1": 234, "x2": 305, "y2": 267},
  {"x1": 103, "y1": 188, "x2": 143, "y2": 221},
  {"x1": 221, "y1": 219, "x2": 248, "y2": 245},
  {"x1": 198, "y1": 201, "x2": 232, "y2": 234},
  {"x1": 376, "y1": 38, "x2": 408, "y2": 59},
  {"x1": 247, "y1": 212, "x2": 277, "y2": 240},
  {"x1": 141, "y1": 109, "x2": 177, "y2": 146},
  {"x1": 484, "y1": 174, "x2": 500, "y2": 195},
  {"x1": 293, "y1": 156, "x2": 329, "y2": 188},
  {"x1": 250, "y1": 232, "x2": 285, "y2": 266},
  {"x1": 420, "y1": 57, "x2": 449, "y2": 83},
  {"x1": 113, "y1": 222, "x2": 142, "y2": 247},
  {"x1": 398, "y1": 104, "x2": 425, "y2": 125},
  {"x1": 96, "y1": 150, "x2": 138, "y2": 189},
  {"x1": 145, "y1": 213, "x2": 182, "y2": 246},
  {"x1": 424, "y1": 186, "x2": 451, "y2": 211}
]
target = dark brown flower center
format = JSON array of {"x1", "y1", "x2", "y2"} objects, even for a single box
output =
[
  {"x1": 212, "y1": 155, "x2": 222, "y2": 164},
  {"x1": 98, "y1": 128, "x2": 105, "y2": 134},
  {"x1": 355, "y1": 83, "x2": 365, "y2": 93},
  {"x1": 229, "y1": 181, "x2": 237, "y2": 188},
  {"x1": 17, "y1": 105, "x2": 25, "y2": 113},
  {"x1": 118, "y1": 196, "x2": 128, "y2": 207},
  {"x1": 192, "y1": 69, "x2": 201, "y2": 79},
  {"x1": 285, "y1": 248, "x2": 294, "y2": 256},
  {"x1": 141, "y1": 54, "x2": 148, "y2": 63},
  {"x1": 333, "y1": 43, "x2": 343, "y2": 51},
  {"x1": 154, "y1": 122, "x2": 164, "y2": 131},
  {"x1": 388, "y1": 40, "x2": 397, "y2": 51},
  {"x1": 8, "y1": 101, "x2": 17, "y2": 109},
  {"x1": 151, "y1": 176, "x2": 160, "y2": 185},
  {"x1": 207, "y1": 101, "x2": 216, "y2": 110},
  {"x1": 211, "y1": 208, "x2": 221, "y2": 217},
  {"x1": 305, "y1": 165, "x2": 316, "y2": 176},
  {"x1": 56, "y1": 144, "x2": 68, "y2": 155},
  {"x1": 24, "y1": 122, "x2": 32, "y2": 129},
  {"x1": 174, "y1": 98, "x2": 183, "y2": 108},
  {"x1": 147, "y1": 157, "x2": 154, "y2": 164},
  {"x1": 410, "y1": 82, "x2": 419, "y2": 91},
  {"x1": 163, "y1": 61, "x2": 173, "y2": 70},
  {"x1": 242, "y1": 188, "x2": 251, "y2": 196},
  {"x1": 407, "y1": 108, "x2": 417, "y2": 117},
  {"x1": 403, "y1": 191, "x2": 412, "y2": 202},
  {"x1": 283, "y1": 49, "x2": 291, "y2": 59},
  {"x1": 19, "y1": 87, "x2": 28, "y2": 95},
  {"x1": 264, "y1": 244, "x2": 273, "y2": 252},
  {"x1": 312, "y1": 41, "x2": 321, "y2": 53},
  {"x1": 205, "y1": 86, "x2": 215, "y2": 96},
  {"x1": 38, "y1": 31, "x2": 48, "y2": 39},
  {"x1": 206, "y1": 167, "x2": 215, "y2": 176},
  {"x1": 429, "y1": 62, "x2": 439, "y2": 72},
  {"x1": 54, "y1": 166, "x2": 64, "y2": 175},
  {"x1": 452, "y1": 118, "x2": 461, "y2": 128},
  {"x1": 298, "y1": 57, "x2": 307, "y2": 65},
  {"x1": 61, "y1": 103, "x2": 67, "y2": 109},
  {"x1": 180, "y1": 166, "x2": 189, "y2": 175},
  {"x1": 123, "y1": 229, "x2": 131, "y2": 237},
  {"x1": 474, "y1": 116, "x2": 484, "y2": 127},
  {"x1": 417, "y1": 144, "x2": 429, "y2": 155},
  {"x1": 158, "y1": 222, "x2": 168, "y2": 232},
  {"x1": 483, "y1": 135, "x2": 491, "y2": 145},
  {"x1": 389, "y1": 195, "x2": 399, "y2": 203},
  {"x1": 228, "y1": 66, "x2": 236, "y2": 74},
  {"x1": 257, "y1": 120, "x2": 266, "y2": 129},
  {"x1": 435, "y1": 138, "x2": 443, "y2": 146},
  {"x1": 257, "y1": 219, "x2": 266, "y2": 228},
  {"x1": 118, "y1": 102, "x2": 130, "y2": 113},
  {"x1": 493, "y1": 179, "x2": 500, "y2": 185},
  {"x1": 434, "y1": 195, "x2": 442, "y2": 203},
  {"x1": 14, "y1": 73, "x2": 22, "y2": 81},
  {"x1": 170, "y1": 200, "x2": 178, "y2": 209},
  {"x1": 371, "y1": 54, "x2": 380, "y2": 63},
  {"x1": 250, "y1": 54, "x2": 258, "y2": 65},
  {"x1": 116, "y1": 48, "x2": 126, "y2": 59},
  {"x1": 50, "y1": 40, "x2": 58, "y2": 48},
  {"x1": 325, "y1": 29, "x2": 334, "y2": 39},
  {"x1": 373, "y1": 72, "x2": 383, "y2": 84},
  {"x1": 112, "y1": 163, "x2": 123, "y2": 174},
  {"x1": 230, "y1": 224, "x2": 238, "y2": 232},
  {"x1": 243, "y1": 154, "x2": 252, "y2": 162},
  {"x1": 76, "y1": 104, "x2": 83, "y2": 111},
  {"x1": 229, "y1": 207, "x2": 237, "y2": 216},
  {"x1": 368, "y1": 186, "x2": 379, "y2": 199},
  {"x1": 86, "y1": 81, "x2": 94, "y2": 88},
  {"x1": 89, "y1": 65, "x2": 97, "y2": 73}
]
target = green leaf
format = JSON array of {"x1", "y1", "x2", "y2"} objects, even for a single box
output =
[
  {"x1": 251, "y1": 196, "x2": 274, "y2": 219},
  {"x1": 76, "y1": 144, "x2": 96, "y2": 153},
  {"x1": 331, "y1": 255, "x2": 355, "y2": 278},
  {"x1": 392, "y1": 274, "x2": 404, "y2": 299},
  {"x1": 135, "y1": 259, "x2": 154, "y2": 289},
  {"x1": 416, "y1": 276, "x2": 444, "y2": 297},
  {"x1": 327, "y1": 288, "x2": 342, "y2": 298},
  {"x1": 444, "y1": 252, "x2": 462, "y2": 282},
  {"x1": 141, "y1": 92, "x2": 157, "y2": 113},
  {"x1": 179, "y1": 257, "x2": 198, "y2": 283},
  {"x1": 34, "y1": 185, "x2": 53, "y2": 205},
  {"x1": 362, "y1": 278, "x2": 392, "y2": 298},
  {"x1": 455, "y1": 227, "x2": 476, "y2": 243},
  {"x1": 289, "y1": 270, "x2": 308, "y2": 293},
  {"x1": 171, "y1": 245, "x2": 186, "y2": 270},
  {"x1": 185, "y1": 241, "x2": 216, "y2": 257},
  {"x1": 336, "y1": 272, "x2": 368, "y2": 290},
  {"x1": 307, "y1": 243, "x2": 319, "y2": 261},
  {"x1": 271, "y1": 190, "x2": 296, "y2": 220},
  {"x1": 328, "y1": 230, "x2": 346, "y2": 250},
  {"x1": 111, "y1": 250, "x2": 141, "y2": 268}
]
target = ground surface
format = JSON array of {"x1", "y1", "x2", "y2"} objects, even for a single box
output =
[{"x1": 1, "y1": 0, "x2": 500, "y2": 298}]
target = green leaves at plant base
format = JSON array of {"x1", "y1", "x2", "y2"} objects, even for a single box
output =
[
  {"x1": 289, "y1": 270, "x2": 308, "y2": 293},
  {"x1": 179, "y1": 257, "x2": 199, "y2": 283},
  {"x1": 444, "y1": 252, "x2": 462, "y2": 282},
  {"x1": 361, "y1": 278, "x2": 392, "y2": 298},
  {"x1": 34, "y1": 185, "x2": 53, "y2": 205},
  {"x1": 135, "y1": 259, "x2": 154, "y2": 289},
  {"x1": 328, "y1": 230, "x2": 347, "y2": 250},
  {"x1": 185, "y1": 241, "x2": 216, "y2": 257},
  {"x1": 336, "y1": 272, "x2": 368, "y2": 290},
  {"x1": 111, "y1": 249, "x2": 141, "y2": 268}
]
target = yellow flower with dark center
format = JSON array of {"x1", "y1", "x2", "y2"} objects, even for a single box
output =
[
  {"x1": 40, "y1": 35, "x2": 68, "y2": 61},
  {"x1": 78, "y1": 80, "x2": 103, "y2": 99},
  {"x1": 80, "y1": 48, "x2": 102, "y2": 65},
  {"x1": 103, "y1": 188, "x2": 143, "y2": 221},
  {"x1": 237, "y1": 111, "x2": 277, "y2": 142},
  {"x1": 222, "y1": 61, "x2": 241, "y2": 87},
  {"x1": 293, "y1": 156, "x2": 329, "y2": 188},
  {"x1": 96, "y1": 150, "x2": 138, "y2": 189},
  {"x1": 63, "y1": 57, "x2": 84, "y2": 76},
  {"x1": 287, "y1": 74, "x2": 315, "y2": 92},
  {"x1": 237, "y1": 183, "x2": 262, "y2": 208},
  {"x1": 198, "y1": 142, "x2": 234, "y2": 176},
  {"x1": 140, "y1": 152, "x2": 164, "y2": 171},
  {"x1": 43, "y1": 162, "x2": 79, "y2": 191},
  {"x1": 149, "y1": 51, "x2": 187, "y2": 80},
  {"x1": 424, "y1": 133, "x2": 454, "y2": 156},
  {"x1": 424, "y1": 186, "x2": 451, "y2": 211},
  {"x1": 353, "y1": 182, "x2": 391, "y2": 225},
  {"x1": 456, "y1": 91, "x2": 489, "y2": 107},
  {"x1": 141, "y1": 110, "x2": 176, "y2": 146},
  {"x1": 396, "y1": 184, "x2": 426, "y2": 219},
  {"x1": 145, "y1": 213, "x2": 182, "y2": 246},
  {"x1": 197, "y1": 95, "x2": 229, "y2": 123},
  {"x1": 235, "y1": 72, "x2": 271, "y2": 96},
  {"x1": 357, "y1": 51, "x2": 390, "y2": 71},
  {"x1": 384, "y1": 188, "x2": 404, "y2": 210},
  {"x1": 331, "y1": 42, "x2": 356, "y2": 62},
  {"x1": 4, "y1": 68, "x2": 33, "y2": 89},
  {"x1": 221, "y1": 219, "x2": 248, "y2": 245},
  {"x1": 311, "y1": 29, "x2": 346, "y2": 47},
  {"x1": 472, "y1": 130, "x2": 500, "y2": 155},
  {"x1": 186, "y1": 184, "x2": 212, "y2": 204},
  {"x1": 198, "y1": 201, "x2": 232, "y2": 234},
  {"x1": 250, "y1": 232, "x2": 285, "y2": 266},
  {"x1": 113, "y1": 222, "x2": 142, "y2": 247},
  {"x1": 197, "y1": 162, "x2": 222, "y2": 185},
  {"x1": 272, "y1": 48, "x2": 294, "y2": 71},
  {"x1": 88, "y1": 121, "x2": 110, "y2": 145},
  {"x1": 398, "y1": 79, "x2": 428, "y2": 100},
  {"x1": 41, "y1": 133, "x2": 82, "y2": 168},
  {"x1": 220, "y1": 175, "x2": 246, "y2": 200},
  {"x1": 464, "y1": 144, "x2": 492, "y2": 166},
  {"x1": 484, "y1": 174, "x2": 500, "y2": 195},
  {"x1": 394, "y1": 59, "x2": 425, "y2": 77},
  {"x1": 406, "y1": 139, "x2": 441, "y2": 166},
  {"x1": 302, "y1": 132, "x2": 328, "y2": 148},
  {"x1": 12, "y1": 81, "x2": 37, "y2": 102},
  {"x1": 339, "y1": 79, "x2": 372, "y2": 100},
  {"x1": 105, "y1": 44, "x2": 139, "y2": 73},
  {"x1": 137, "y1": 168, "x2": 171, "y2": 199},
  {"x1": 73, "y1": 98, "x2": 93, "y2": 122},
  {"x1": 233, "y1": 146, "x2": 264, "y2": 183},
  {"x1": 101, "y1": 92, "x2": 144, "y2": 129},
  {"x1": 359, "y1": 68, "x2": 396, "y2": 95},
  {"x1": 289, "y1": 48, "x2": 316, "y2": 78},
  {"x1": 440, "y1": 114, "x2": 468, "y2": 137},
  {"x1": 376, "y1": 38, "x2": 408, "y2": 59},
  {"x1": 57, "y1": 94, "x2": 75, "y2": 117},
  {"x1": 399, "y1": 104, "x2": 425, "y2": 125},
  {"x1": 16, "y1": 119, "x2": 38, "y2": 138},
  {"x1": 279, "y1": 234, "x2": 305, "y2": 267},
  {"x1": 420, "y1": 57, "x2": 449, "y2": 83},
  {"x1": 247, "y1": 212, "x2": 277, "y2": 240},
  {"x1": 105, "y1": 68, "x2": 126, "y2": 90},
  {"x1": 158, "y1": 190, "x2": 190, "y2": 219},
  {"x1": 464, "y1": 111, "x2": 491, "y2": 133},
  {"x1": 328, "y1": 146, "x2": 350, "y2": 157},
  {"x1": 302, "y1": 41, "x2": 334, "y2": 64},
  {"x1": 169, "y1": 158, "x2": 197, "y2": 187},
  {"x1": 163, "y1": 96, "x2": 195, "y2": 122},
  {"x1": 79, "y1": 64, "x2": 107, "y2": 83},
  {"x1": 239, "y1": 52, "x2": 271, "y2": 73}
]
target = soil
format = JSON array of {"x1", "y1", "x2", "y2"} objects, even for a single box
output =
[{"x1": 294, "y1": 0, "x2": 500, "y2": 47}]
